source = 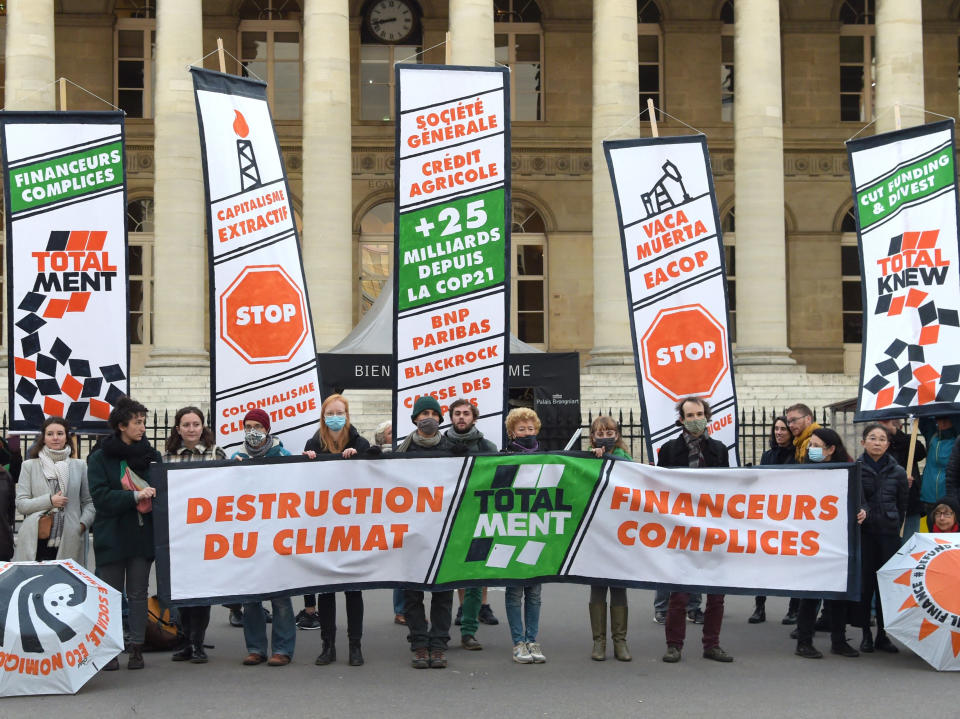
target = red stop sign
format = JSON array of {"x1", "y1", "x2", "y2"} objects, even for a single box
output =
[
  {"x1": 220, "y1": 265, "x2": 309, "y2": 364},
  {"x1": 641, "y1": 304, "x2": 728, "y2": 401}
]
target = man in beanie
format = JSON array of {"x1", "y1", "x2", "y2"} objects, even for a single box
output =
[{"x1": 229, "y1": 409, "x2": 296, "y2": 666}]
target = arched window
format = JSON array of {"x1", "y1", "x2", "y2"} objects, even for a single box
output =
[
  {"x1": 839, "y1": 0, "x2": 875, "y2": 122},
  {"x1": 127, "y1": 198, "x2": 155, "y2": 351},
  {"x1": 357, "y1": 201, "x2": 394, "y2": 317},
  {"x1": 638, "y1": 1, "x2": 663, "y2": 120},
  {"x1": 359, "y1": 0, "x2": 423, "y2": 121},
  {"x1": 720, "y1": 206, "x2": 736, "y2": 342},
  {"x1": 840, "y1": 207, "x2": 862, "y2": 344},
  {"x1": 721, "y1": 1, "x2": 734, "y2": 122},
  {"x1": 114, "y1": 0, "x2": 156, "y2": 118},
  {"x1": 495, "y1": 1, "x2": 543, "y2": 121},
  {"x1": 238, "y1": 0, "x2": 302, "y2": 120},
  {"x1": 512, "y1": 200, "x2": 547, "y2": 347}
]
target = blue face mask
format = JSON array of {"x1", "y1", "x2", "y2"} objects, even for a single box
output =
[
  {"x1": 807, "y1": 446, "x2": 825, "y2": 463},
  {"x1": 324, "y1": 415, "x2": 347, "y2": 431}
]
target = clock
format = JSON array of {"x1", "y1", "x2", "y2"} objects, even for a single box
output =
[{"x1": 365, "y1": 0, "x2": 416, "y2": 44}]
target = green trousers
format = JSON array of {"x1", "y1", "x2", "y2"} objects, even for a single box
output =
[{"x1": 460, "y1": 587, "x2": 483, "y2": 636}]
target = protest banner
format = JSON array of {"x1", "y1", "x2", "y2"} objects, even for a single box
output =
[
  {"x1": 392, "y1": 64, "x2": 510, "y2": 445},
  {"x1": 0, "y1": 112, "x2": 129, "y2": 430},
  {"x1": 191, "y1": 68, "x2": 323, "y2": 452},
  {"x1": 153, "y1": 453, "x2": 859, "y2": 604},
  {"x1": 846, "y1": 120, "x2": 960, "y2": 420},
  {"x1": 603, "y1": 136, "x2": 738, "y2": 463}
]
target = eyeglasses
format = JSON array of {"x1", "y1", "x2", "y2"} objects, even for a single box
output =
[
  {"x1": 934, "y1": 510, "x2": 956, "y2": 517},
  {"x1": 785, "y1": 416, "x2": 804, "y2": 425}
]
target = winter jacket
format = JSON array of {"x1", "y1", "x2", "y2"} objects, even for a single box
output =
[
  {"x1": 658, "y1": 433, "x2": 729, "y2": 469},
  {"x1": 88, "y1": 443, "x2": 162, "y2": 566},
  {"x1": 858, "y1": 452, "x2": 909, "y2": 537},
  {"x1": 942, "y1": 432, "x2": 960, "y2": 503},
  {"x1": 919, "y1": 417, "x2": 957, "y2": 504},
  {"x1": 397, "y1": 433, "x2": 455, "y2": 455},
  {"x1": 14, "y1": 457, "x2": 95, "y2": 564},
  {"x1": 760, "y1": 444, "x2": 795, "y2": 465},
  {"x1": 230, "y1": 440, "x2": 291, "y2": 460},
  {"x1": 442, "y1": 428, "x2": 498, "y2": 453},
  {"x1": 886, "y1": 428, "x2": 926, "y2": 515},
  {"x1": 304, "y1": 425, "x2": 371, "y2": 455},
  {"x1": 0, "y1": 468, "x2": 14, "y2": 561}
]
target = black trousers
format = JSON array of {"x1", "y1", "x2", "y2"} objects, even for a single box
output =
[
  {"x1": 860, "y1": 532, "x2": 901, "y2": 630},
  {"x1": 797, "y1": 599, "x2": 852, "y2": 645},
  {"x1": 404, "y1": 590, "x2": 453, "y2": 651},
  {"x1": 179, "y1": 605, "x2": 211, "y2": 643},
  {"x1": 317, "y1": 591, "x2": 363, "y2": 642}
]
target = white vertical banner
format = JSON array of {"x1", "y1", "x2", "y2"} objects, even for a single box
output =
[
  {"x1": 603, "y1": 136, "x2": 739, "y2": 464},
  {"x1": 191, "y1": 68, "x2": 323, "y2": 453}
]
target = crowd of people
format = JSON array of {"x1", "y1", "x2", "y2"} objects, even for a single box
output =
[{"x1": 0, "y1": 394, "x2": 958, "y2": 673}]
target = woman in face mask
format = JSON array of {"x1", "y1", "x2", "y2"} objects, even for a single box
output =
[
  {"x1": 301, "y1": 394, "x2": 370, "y2": 668},
  {"x1": 586, "y1": 416, "x2": 632, "y2": 662},
  {"x1": 806, "y1": 427, "x2": 852, "y2": 464},
  {"x1": 231, "y1": 409, "x2": 289, "y2": 461}
]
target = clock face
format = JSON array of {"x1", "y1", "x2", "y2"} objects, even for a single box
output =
[{"x1": 367, "y1": 0, "x2": 415, "y2": 43}]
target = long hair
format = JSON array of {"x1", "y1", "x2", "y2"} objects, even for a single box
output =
[
  {"x1": 810, "y1": 427, "x2": 852, "y2": 462},
  {"x1": 165, "y1": 406, "x2": 216, "y2": 454},
  {"x1": 316, "y1": 393, "x2": 352, "y2": 454},
  {"x1": 769, "y1": 416, "x2": 789, "y2": 449},
  {"x1": 590, "y1": 415, "x2": 629, "y2": 454},
  {"x1": 28, "y1": 416, "x2": 73, "y2": 459}
]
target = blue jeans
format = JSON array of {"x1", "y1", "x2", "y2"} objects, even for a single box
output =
[
  {"x1": 505, "y1": 584, "x2": 542, "y2": 644},
  {"x1": 655, "y1": 588, "x2": 701, "y2": 613},
  {"x1": 243, "y1": 597, "x2": 296, "y2": 658},
  {"x1": 902, "y1": 514, "x2": 921, "y2": 545},
  {"x1": 393, "y1": 589, "x2": 406, "y2": 615}
]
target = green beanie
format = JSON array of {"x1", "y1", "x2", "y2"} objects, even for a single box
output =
[{"x1": 411, "y1": 395, "x2": 442, "y2": 422}]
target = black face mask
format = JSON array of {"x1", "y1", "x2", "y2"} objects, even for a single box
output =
[
  {"x1": 511, "y1": 436, "x2": 538, "y2": 450},
  {"x1": 595, "y1": 437, "x2": 617, "y2": 449}
]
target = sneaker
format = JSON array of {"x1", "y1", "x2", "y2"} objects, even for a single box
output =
[
  {"x1": 527, "y1": 641, "x2": 546, "y2": 663},
  {"x1": 513, "y1": 642, "x2": 534, "y2": 664},
  {"x1": 411, "y1": 648, "x2": 430, "y2": 669},
  {"x1": 795, "y1": 643, "x2": 823, "y2": 659},
  {"x1": 662, "y1": 645, "x2": 681, "y2": 663},
  {"x1": 654, "y1": 610, "x2": 666, "y2": 624},
  {"x1": 229, "y1": 608, "x2": 244, "y2": 627},
  {"x1": 454, "y1": 605, "x2": 463, "y2": 626},
  {"x1": 296, "y1": 609, "x2": 321, "y2": 630},
  {"x1": 461, "y1": 634, "x2": 483, "y2": 650},
  {"x1": 429, "y1": 649, "x2": 447, "y2": 668},
  {"x1": 781, "y1": 610, "x2": 798, "y2": 625},
  {"x1": 831, "y1": 642, "x2": 860, "y2": 657},
  {"x1": 702, "y1": 646, "x2": 734, "y2": 662},
  {"x1": 687, "y1": 609, "x2": 705, "y2": 624},
  {"x1": 478, "y1": 604, "x2": 500, "y2": 625}
]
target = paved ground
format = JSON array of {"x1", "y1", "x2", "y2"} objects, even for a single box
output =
[{"x1": 3, "y1": 586, "x2": 955, "y2": 717}]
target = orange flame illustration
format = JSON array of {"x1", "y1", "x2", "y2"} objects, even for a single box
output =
[{"x1": 233, "y1": 110, "x2": 249, "y2": 138}]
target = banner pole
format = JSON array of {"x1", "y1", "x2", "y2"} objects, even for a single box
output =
[
  {"x1": 562, "y1": 427, "x2": 583, "y2": 451},
  {"x1": 894, "y1": 102, "x2": 901, "y2": 131},
  {"x1": 58, "y1": 78, "x2": 67, "y2": 111},
  {"x1": 216, "y1": 38, "x2": 226, "y2": 73},
  {"x1": 905, "y1": 417, "x2": 919, "y2": 488},
  {"x1": 647, "y1": 98, "x2": 658, "y2": 138}
]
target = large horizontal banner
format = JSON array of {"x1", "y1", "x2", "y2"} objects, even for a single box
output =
[
  {"x1": 191, "y1": 68, "x2": 323, "y2": 452},
  {"x1": 393, "y1": 64, "x2": 510, "y2": 445},
  {"x1": 1, "y1": 112, "x2": 129, "y2": 430},
  {"x1": 603, "y1": 135, "x2": 738, "y2": 463},
  {"x1": 153, "y1": 453, "x2": 859, "y2": 605},
  {"x1": 847, "y1": 120, "x2": 960, "y2": 420}
]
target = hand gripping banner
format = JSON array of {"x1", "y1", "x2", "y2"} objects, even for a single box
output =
[
  {"x1": 1, "y1": 112, "x2": 129, "y2": 430},
  {"x1": 153, "y1": 454, "x2": 859, "y2": 604},
  {"x1": 603, "y1": 136, "x2": 738, "y2": 463},
  {"x1": 846, "y1": 120, "x2": 960, "y2": 420},
  {"x1": 392, "y1": 65, "x2": 511, "y2": 445},
  {"x1": 191, "y1": 68, "x2": 323, "y2": 452}
]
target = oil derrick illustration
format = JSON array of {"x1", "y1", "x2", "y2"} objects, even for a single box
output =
[{"x1": 641, "y1": 160, "x2": 690, "y2": 218}]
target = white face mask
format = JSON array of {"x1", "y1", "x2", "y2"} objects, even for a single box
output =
[{"x1": 245, "y1": 428, "x2": 267, "y2": 447}]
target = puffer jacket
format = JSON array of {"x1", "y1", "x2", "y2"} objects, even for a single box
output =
[{"x1": 858, "y1": 452, "x2": 908, "y2": 537}]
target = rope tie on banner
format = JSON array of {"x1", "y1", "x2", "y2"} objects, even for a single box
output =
[
  {"x1": 602, "y1": 104, "x2": 705, "y2": 142},
  {"x1": 61, "y1": 78, "x2": 122, "y2": 111},
  {"x1": 395, "y1": 40, "x2": 447, "y2": 65},
  {"x1": 845, "y1": 105, "x2": 899, "y2": 142},
  {"x1": 0, "y1": 79, "x2": 60, "y2": 111},
  {"x1": 186, "y1": 47, "x2": 264, "y2": 82},
  {"x1": 847, "y1": 104, "x2": 957, "y2": 143}
]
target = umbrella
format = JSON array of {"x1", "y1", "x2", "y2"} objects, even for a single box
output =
[
  {"x1": 877, "y1": 532, "x2": 960, "y2": 671},
  {"x1": 0, "y1": 560, "x2": 123, "y2": 695}
]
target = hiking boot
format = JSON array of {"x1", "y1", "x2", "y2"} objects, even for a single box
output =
[
  {"x1": 748, "y1": 606, "x2": 766, "y2": 624},
  {"x1": 527, "y1": 641, "x2": 546, "y2": 663},
  {"x1": 781, "y1": 610, "x2": 798, "y2": 625},
  {"x1": 687, "y1": 609, "x2": 705, "y2": 624},
  {"x1": 411, "y1": 648, "x2": 429, "y2": 669},
  {"x1": 702, "y1": 646, "x2": 734, "y2": 662},
  {"x1": 513, "y1": 642, "x2": 534, "y2": 664},
  {"x1": 795, "y1": 643, "x2": 823, "y2": 659},
  {"x1": 662, "y1": 645, "x2": 681, "y2": 663},
  {"x1": 348, "y1": 641, "x2": 364, "y2": 666},
  {"x1": 461, "y1": 634, "x2": 483, "y2": 650},
  {"x1": 315, "y1": 641, "x2": 336, "y2": 665},
  {"x1": 478, "y1": 604, "x2": 499, "y2": 625},
  {"x1": 127, "y1": 644, "x2": 144, "y2": 670},
  {"x1": 428, "y1": 649, "x2": 447, "y2": 668}
]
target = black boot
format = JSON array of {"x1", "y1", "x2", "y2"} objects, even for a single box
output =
[
  {"x1": 860, "y1": 628, "x2": 874, "y2": 653},
  {"x1": 316, "y1": 631, "x2": 336, "y2": 665},
  {"x1": 189, "y1": 642, "x2": 208, "y2": 664},
  {"x1": 874, "y1": 630, "x2": 899, "y2": 653},
  {"x1": 748, "y1": 596, "x2": 766, "y2": 624},
  {"x1": 127, "y1": 644, "x2": 144, "y2": 670},
  {"x1": 171, "y1": 642, "x2": 193, "y2": 662},
  {"x1": 348, "y1": 641, "x2": 364, "y2": 666}
]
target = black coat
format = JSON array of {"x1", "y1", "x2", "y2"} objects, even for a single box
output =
[
  {"x1": 304, "y1": 425, "x2": 371, "y2": 455},
  {"x1": 886, "y1": 429, "x2": 926, "y2": 515},
  {"x1": 760, "y1": 444, "x2": 795, "y2": 465},
  {"x1": 0, "y1": 468, "x2": 14, "y2": 561},
  {"x1": 859, "y1": 453, "x2": 909, "y2": 537},
  {"x1": 658, "y1": 432, "x2": 729, "y2": 469},
  {"x1": 944, "y1": 438, "x2": 960, "y2": 501}
]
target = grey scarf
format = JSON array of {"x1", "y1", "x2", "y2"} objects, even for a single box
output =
[
  {"x1": 398, "y1": 431, "x2": 442, "y2": 452},
  {"x1": 39, "y1": 446, "x2": 71, "y2": 548},
  {"x1": 683, "y1": 430, "x2": 705, "y2": 468}
]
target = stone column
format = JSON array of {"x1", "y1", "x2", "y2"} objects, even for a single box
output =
[
  {"x1": 732, "y1": 0, "x2": 793, "y2": 364},
  {"x1": 147, "y1": 0, "x2": 207, "y2": 367},
  {"x1": 589, "y1": 0, "x2": 638, "y2": 363},
  {"x1": 4, "y1": 0, "x2": 55, "y2": 111},
  {"x1": 302, "y1": 0, "x2": 353, "y2": 349},
  {"x1": 448, "y1": 0, "x2": 494, "y2": 66},
  {"x1": 875, "y1": 0, "x2": 924, "y2": 132}
]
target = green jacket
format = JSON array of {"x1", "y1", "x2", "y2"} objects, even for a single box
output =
[{"x1": 88, "y1": 446, "x2": 162, "y2": 565}]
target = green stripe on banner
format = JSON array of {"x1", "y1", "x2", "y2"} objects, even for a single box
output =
[
  {"x1": 8, "y1": 141, "x2": 123, "y2": 213},
  {"x1": 856, "y1": 146, "x2": 954, "y2": 230}
]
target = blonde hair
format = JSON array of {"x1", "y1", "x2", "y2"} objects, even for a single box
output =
[
  {"x1": 505, "y1": 407, "x2": 541, "y2": 438},
  {"x1": 590, "y1": 415, "x2": 628, "y2": 454},
  {"x1": 317, "y1": 393, "x2": 351, "y2": 454}
]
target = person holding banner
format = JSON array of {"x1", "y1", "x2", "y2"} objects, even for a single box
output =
[
  {"x1": 857, "y1": 423, "x2": 908, "y2": 654},
  {"x1": 587, "y1": 415, "x2": 633, "y2": 662},
  {"x1": 302, "y1": 393, "x2": 370, "y2": 668},
  {"x1": 231, "y1": 409, "x2": 296, "y2": 667},
  {"x1": 375, "y1": 420, "x2": 407, "y2": 626},
  {"x1": 502, "y1": 407, "x2": 546, "y2": 665},
  {"x1": 658, "y1": 397, "x2": 734, "y2": 664},
  {"x1": 88, "y1": 397, "x2": 161, "y2": 671},
  {"x1": 162, "y1": 407, "x2": 227, "y2": 664},
  {"x1": 14, "y1": 416, "x2": 94, "y2": 565},
  {"x1": 879, "y1": 418, "x2": 925, "y2": 544},
  {"x1": 919, "y1": 416, "x2": 957, "y2": 520}
]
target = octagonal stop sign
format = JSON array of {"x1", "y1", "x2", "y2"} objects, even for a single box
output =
[
  {"x1": 641, "y1": 303, "x2": 728, "y2": 401},
  {"x1": 220, "y1": 265, "x2": 309, "y2": 364}
]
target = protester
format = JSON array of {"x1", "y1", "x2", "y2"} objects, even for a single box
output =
[
  {"x1": 162, "y1": 407, "x2": 226, "y2": 664},
  {"x1": 785, "y1": 403, "x2": 821, "y2": 464},
  {"x1": 231, "y1": 408, "x2": 296, "y2": 667},
  {"x1": 0, "y1": 434, "x2": 23, "y2": 482},
  {"x1": 502, "y1": 407, "x2": 546, "y2": 664},
  {"x1": 658, "y1": 397, "x2": 733, "y2": 664},
  {"x1": 0, "y1": 465, "x2": 13, "y2": 561},
  {"x1": 793, "y1": 428, "x2": 865, "y2": 659},
  {"x1": 88, "y1": 397, "x2": 161, "y2": 670},
  {"x1": 398, "y1": 396, "x2": 455, "y2": 669},
  {"x1": 857, "y1": 422, "x2": 908, "y2": 654},
  {"x1": 879, "y1": 418, "x2": 925, "y2": 543},
  {"x1": 14, "y1": 416, "x2": 94, "y2": 565},
  {"x1": 587, "y1": 415, "x2": 633, "y2": 661},
  {"x1": 919, "y1": 417, "x2": 957, "y2": 524},
  {"x1": 925, "y1": 496, "x2": 959, "y2": 533},
  {"x1": 374, "y1": 419, "x2": 407, "y2": 626},
  {"x1": 750, "y1": 416, "x2": 796, "y2": 625},
  {"x1": 302, "y1": 394, "x2": 370, "y2": 667},
  {"x1": 940, "y1": 421, "x2": 960, "y2": 502}
]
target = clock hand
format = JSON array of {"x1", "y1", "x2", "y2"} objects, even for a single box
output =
[{"x1": 371, "y1": 16, "x2": 398, "y2": 26}]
